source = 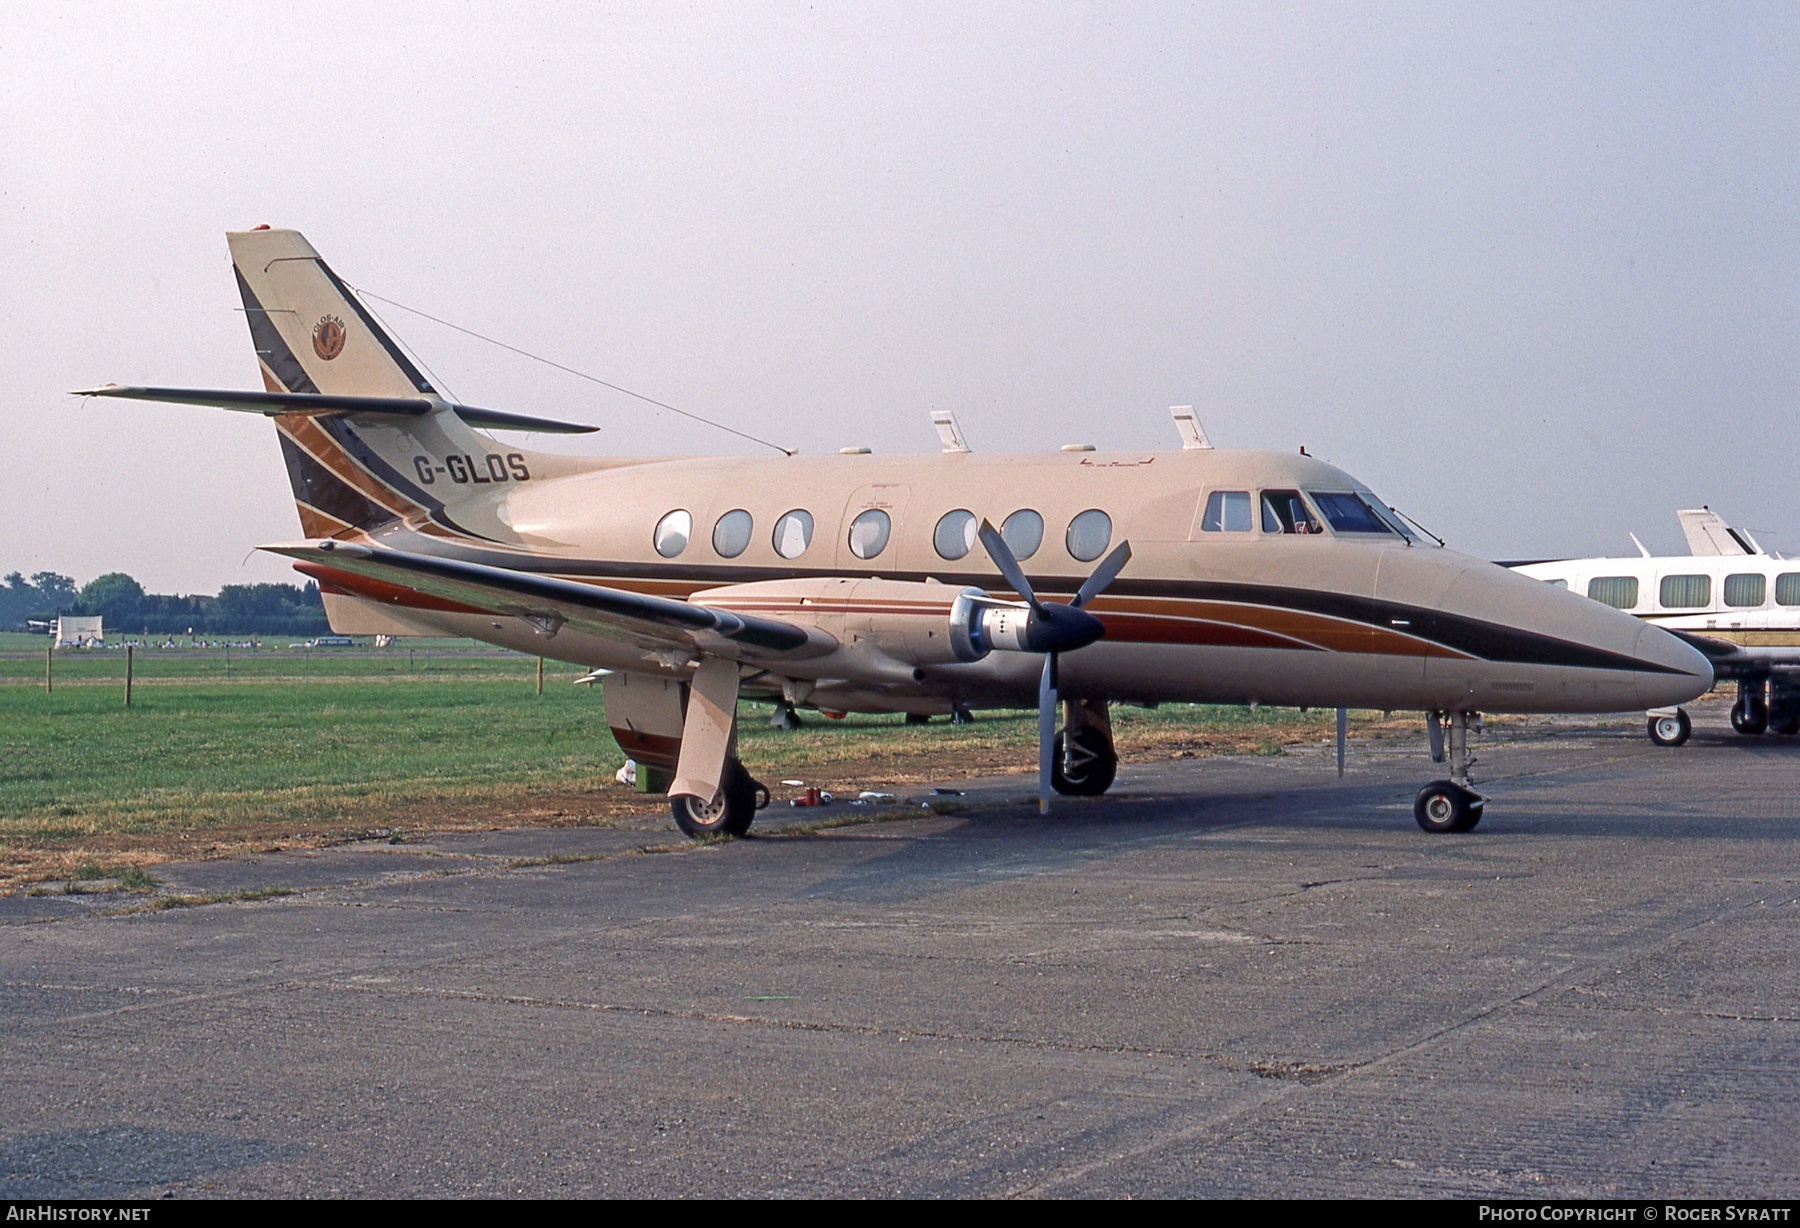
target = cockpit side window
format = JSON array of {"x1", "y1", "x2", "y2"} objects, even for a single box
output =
[
  {"x1": 1200, "y1": 490, "x2": 1253, "y2": 533},
  {"x1": 1308, "y1": 491, "x2": 1396, "y2": 534},
  {"x1": 1260, "y1": 490, "x2": 1321, "y2": 535}
]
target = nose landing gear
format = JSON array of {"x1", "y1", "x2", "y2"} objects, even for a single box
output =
[{"x1": 1415, "y1": 710, "x2": 1484, "y2": 833}]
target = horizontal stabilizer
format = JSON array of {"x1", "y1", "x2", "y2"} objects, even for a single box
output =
[
  {"x1": 73, "y1": 384, "x2": 598, "y2": 435},
  {"x1": 263, "y1": 540, "x2": 824, "y2": 657}
]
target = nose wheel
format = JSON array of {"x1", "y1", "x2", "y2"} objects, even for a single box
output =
[
  {"x1": 1647, "y1": 708, "x2": 1691, "y2": 747},
  {"x1": 1416, "y1": 710, "x2": 1484, "y2": 833},
  {"x1": 1414, "y1": 780, "x2": 1483, "y2": 833}
]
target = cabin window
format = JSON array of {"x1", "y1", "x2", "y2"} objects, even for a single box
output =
[
  {"x1": 713, "y1": 509, "x2": 753, "y2": 558},
  {"x1": 1777, "y1": 574, "x2": 1800, "y2": 606},
  {"x1": 848, "y1": 509, "x2": 892, "y2": 560},
  {"x1": 934, "y1": 510, "x2": 977, "y2": 560},
  {"x1": 1659, "y1": 574, "x2": 1711, "y2": 609},
  {"x1": 1544, "y1": 578, "x2": 1568, "y2": 590},
  {"x1": 1587, "y1": 576, "x2": 1639, "y2": 609},
  {"x1": 1261, "y1": 490, "x2": 1321, "y2": 535},
  {"x1": 1724, "y1": 573, "x2": 1766, "y2": 608},
  {"x1": 1309, "y1": 492, "x2": 1396, "y2": 534},
  {"x1": 772, "y1": 509, "x2": 814, "y2": 559},
  {"x1": 1200, "y1": 491, "x2": 1253, "y2": 533},
  {"x1": 1066, "y1": 509, "x2": 1112, "y2": 562},
  {"x1": 653, "y1": 509, "x2": 692, "y2": 558},
  {"x1": 1001, "y1": 509, "x2": 1044, "y2": 560}
]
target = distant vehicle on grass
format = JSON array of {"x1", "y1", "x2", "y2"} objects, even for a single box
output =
[{"x1": 289, "y1": 636, "x2": 358, "y2": 649}]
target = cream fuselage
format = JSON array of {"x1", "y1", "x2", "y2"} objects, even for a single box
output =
[{"x1": 331, "y1": 441, "x2": 1710, "y2": 716}]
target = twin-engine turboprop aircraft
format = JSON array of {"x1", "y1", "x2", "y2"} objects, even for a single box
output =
[{"x1": 80, "y1": 228, "x2": 1711, "y2": 835}]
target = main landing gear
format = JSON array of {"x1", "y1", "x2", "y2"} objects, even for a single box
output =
[
  {"x1": 1052, "y1": 698, "x2": 1119, "y2": 797},
  {"x1": 671, "y1": 756, "x2": 770, "y2": 838},
  {"x1": 1415, "y1": 710, "x2": 1484, "y2": 834}
]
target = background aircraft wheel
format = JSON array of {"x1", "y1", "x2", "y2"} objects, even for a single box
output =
[
  {"x1": 1731, "y1": 697, "x2": 1768, "y2": 736},
  {"x1": 1414, "y1": 781, "x2": 1482, "y2": 833},
  {"x1": 671, "y1": 759, "x2": 758, "y2": 839},
  {"x1": 1777, "y1": 718, "x2": 1800, "y2": 737},
  {"x1": 1648, "y1": 709, "x2": 1691, "y2": 747},
  {"x1": 1051, "y1": 728, "x2": 1118, "y2": 796},
  {"x1": 905, "y1": 713, "x2": 932, "y2": 725}
]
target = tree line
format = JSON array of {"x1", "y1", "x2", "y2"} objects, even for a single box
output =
[{"x1": 2, "y1": 571, "x2": 330, "y2": 637}]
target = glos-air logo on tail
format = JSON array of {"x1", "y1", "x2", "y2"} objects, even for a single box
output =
[{"x1": 312, "y1": 314, "x2": 346, "y2": 360}]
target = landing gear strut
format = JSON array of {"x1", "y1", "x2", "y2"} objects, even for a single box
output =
[
  {"x1": 1415, "y1": 710, "x2": 1484, "y2": 834},
  {"x1": 1731, "y1": 680, "x2": 1769, "y2": 736},
  {"x1": 1052, "y1": 699, "x2": 1118, "y2": 796}
]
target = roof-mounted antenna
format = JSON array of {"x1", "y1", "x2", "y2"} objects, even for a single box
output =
[
  {"x1": 1169, "y1": 405, "x2": 1212, "y2": 450},
  {"x1": 1629, "y1": 533, "x2": 1651, "y2": 558},
  {"x1": 931, "y1": 410, "x2": 971, "y2": 453}
]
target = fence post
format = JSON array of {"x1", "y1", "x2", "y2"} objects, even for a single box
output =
[
  {"x1": 45, "y1": 639, "x2": 52, "y2": 695},
  {"x1": 125, "y1": 644, "x2": 134, "y2": 707},
  {"x1": 537, "y1": 655, "x2": 544, "y2": 696}
]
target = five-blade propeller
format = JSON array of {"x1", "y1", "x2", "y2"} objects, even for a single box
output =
[{"x1": 976, "y1": 521, "x2": 1132, "y2": 814}]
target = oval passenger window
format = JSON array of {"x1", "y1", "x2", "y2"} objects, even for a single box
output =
[
  {"x1": 1001, "y1": 509, "x2": 1044, "y2": 560},
  {"x1": 772, "y1": 509, "x2": 814, "y2": 560},
  {"x1": 654, "y1": 509, "x2": 692, "y2": 558},
  {"x1": 1066, "y1": 509, "x2": 1112, "y2": 561},
  {"x1": 713, "y1": 509, "x2": 753, "y2": 558},
  {"x1": 934, "y1": 509, "x2": 977, "y2": 561},
  {"x1": 848, "y1": 509, "x2": 892, "y2": 560}
]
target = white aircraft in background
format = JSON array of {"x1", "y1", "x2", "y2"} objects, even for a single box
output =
[
  {"x1": 79, "y1": 227, "x2": 1710, "y2": 836},
  {"x1": 1511, "y1": 508, "x2": 1800, "y2": 746}
]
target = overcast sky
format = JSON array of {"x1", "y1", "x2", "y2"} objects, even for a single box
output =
[{"x1": 3, "y1": 2, "x2": 1796, "y2": 593}]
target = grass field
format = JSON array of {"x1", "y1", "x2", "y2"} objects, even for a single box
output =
[{"x1": 0, "y1": 641, "x2": 1404, "y2": 891}]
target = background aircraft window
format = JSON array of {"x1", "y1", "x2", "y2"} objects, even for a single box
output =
[
  {"x1": 1200, "y1": 491, "x2": 1252, "y2": 532},
  {"x1": 848, "y1": 509, "x2": 892, "y2": 560},
  {"x1": 1544, "y1": 578, "x2": 1568, "y2": 589},
  {"x1": 1659, "y1": 574, "x2": 1710, "y2": 609},
  {"x1": 1066, "y1": 509, "x2": 1112, "y2": 561},
  {"x1": 653, "y1": 509, "x2": 691, "y2": 558},
  {"x1": 1309, "y1": 492, "x2": 1395, "y2": 534},
  {"x1": 772, "y1": 509, "x2": 814, "y2": 559},
  {"x1": 1260, "y1": 490, "x2": 1321, "y2": 535},
  {"x1": 1777, "y1": 574, "x2": 1800, "y2": 606},
  {"x1": 712, "y1": 509, "x2": 753, "y2": 558},
  {"x1": 1587, "y1": 576, "x2": 1639, "y2": 609},
  {"x1": 934, "y1": 509, "x2": 977, "y2": 560},
  {"x1": 1001, "y1": 509, "x2": 1044, "y2": 559},
  {"x1": 1724, "y1": 573, "x2": 1766, "y2": 608}
]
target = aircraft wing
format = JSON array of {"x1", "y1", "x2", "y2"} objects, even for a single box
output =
[
  {"x1": 263, "y1": 540, "x2": 829, "y2": 659},
  {"x1": 1668, "y1": 629, "x2": 1800, "y2": 678}
]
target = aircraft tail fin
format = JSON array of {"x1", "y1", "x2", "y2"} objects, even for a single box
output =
[
  {"x1": 1677, "y1": 507, "x2": 1763, "y2": 557},
  {"x1": 218, "y1": 228, "x2": 591, "y2": 542}
]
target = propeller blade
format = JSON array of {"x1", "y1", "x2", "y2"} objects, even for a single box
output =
[
  {"x1": 1039, "y1": 653, "x2": 1057, "y2": 815},
  {"x1": 1070, "y1": 540, "x2": 1133, "y2": 609},
  {"x1": 978, "y1": 519, "x2": 1042, "y2": 611}
]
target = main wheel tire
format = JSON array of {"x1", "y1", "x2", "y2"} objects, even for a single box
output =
[
  {"x1": 1776, "y1": 716, "x2": 1800, "y2": 737},
  {"x1": 1648, "y1": 709, "x2": 1692, "y2": 747},
  {"x1": 1051, "y1": 727, "x2": 1118, "y2": 796},
  {"x1": 1414, "y1": 780, "x2": 1482, "y2": 833},
  {"x1": 1732, "y1": 697, "x2": 1768, "y2": 737},
  {"x1": 671, "y1": 759, "x2": 758, "y2": 838}
]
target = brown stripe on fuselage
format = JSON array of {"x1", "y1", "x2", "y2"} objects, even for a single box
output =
[{"x1": 279, "y1": 414, "x2": 424, "y2": 523}]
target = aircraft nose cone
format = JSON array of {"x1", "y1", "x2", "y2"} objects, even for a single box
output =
[{"x1": 1633, "y1": 622, "x2": 1714, "y2": 709}]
